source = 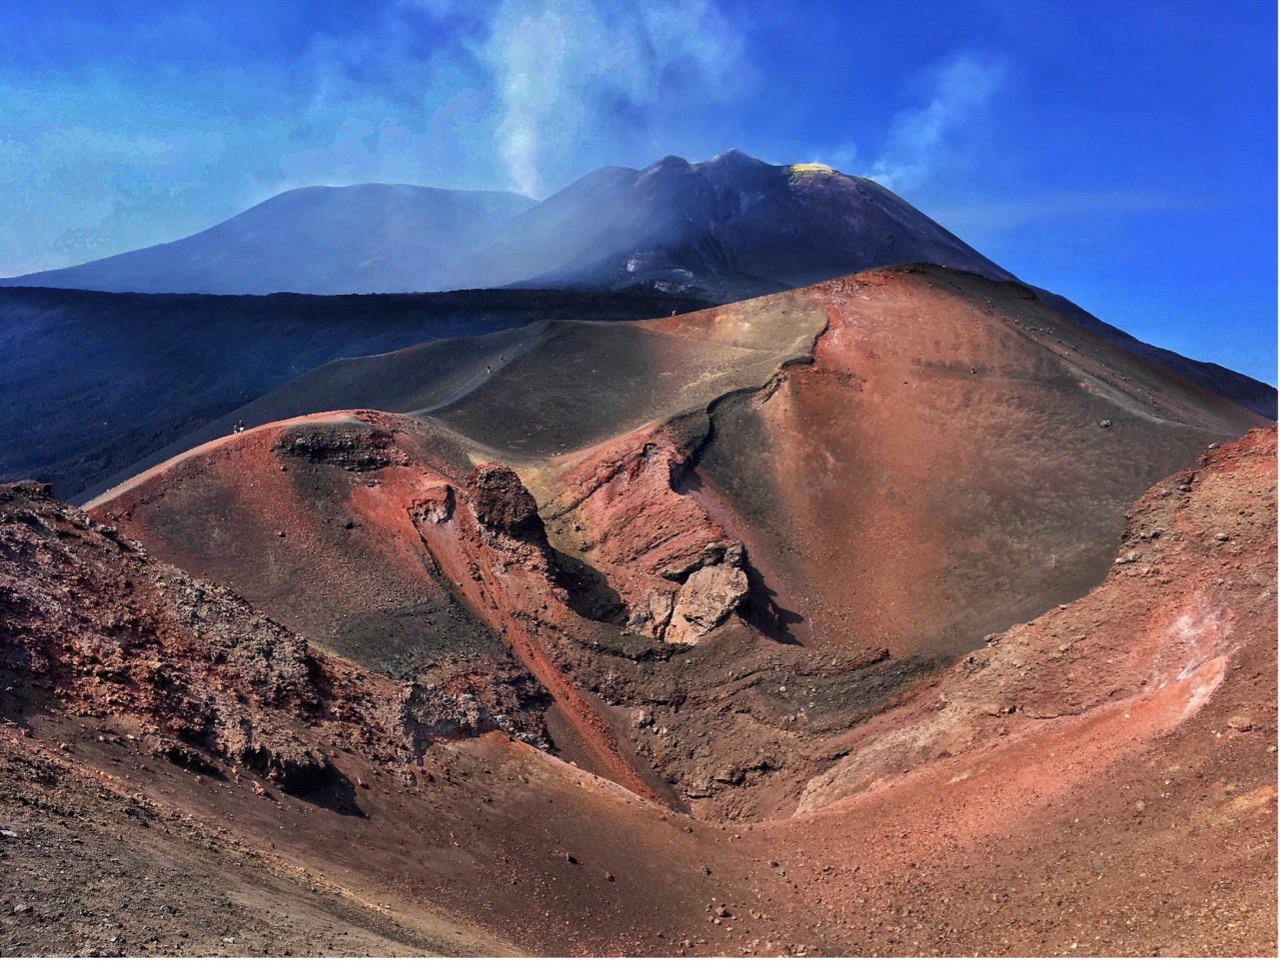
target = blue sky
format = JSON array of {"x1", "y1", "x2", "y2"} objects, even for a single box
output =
[{"x1": 2, "y1": 0, "x2": 1275, "y2": 383}]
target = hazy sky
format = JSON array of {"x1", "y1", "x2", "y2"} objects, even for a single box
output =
[{"x1": 2, "y1": 0, "x2": 1275, "y2": 383}]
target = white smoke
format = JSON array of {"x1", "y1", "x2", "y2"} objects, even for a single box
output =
[
  {"x1": 869, "y1": 53, "x2": 1005, "y2": 193},
  {"x1": 480, "y1": 0, "x2": 745, "y2": 197}
]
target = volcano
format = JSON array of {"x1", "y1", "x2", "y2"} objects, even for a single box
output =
[
  {"x1": 2, "y1": 151, "x2": 1009, "y2": 300},
  {"x1": 0, "y1": 150, "x2": 1274, "y2": 956}
]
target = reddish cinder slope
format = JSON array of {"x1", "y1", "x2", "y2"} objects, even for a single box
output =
[
  {"x1": 90, "y1": 406, "x2": 930, "y2": 822},
  {"x1": 0, "y1": 481, "x2": 751, "y2": 955},
  {"x1": 88, "y1": 265, "x2": 1267, "y2": 825},
  {"x1": 759, "y1": 426, "x2": 1278, "y2": 956},
  {"x1": 87, "y1": 411, "x2": 483, "y2": 666},
  {"x1": 690, "y1": 265, "x2": 1265, "y2": 659}
]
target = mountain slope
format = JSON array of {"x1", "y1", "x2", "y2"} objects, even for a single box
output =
[
  {"x1": 1, "y1": 152, "x2": 1010, "y2": 301},
  {"x1": 366, "y1": 150, "x2": 1018, "y2": 299},
  {"x1": 686, "y1": 266, "x2": 1263, "y2": 659},
  {"x1": 3, "y1": 184, "x2": 535, "y2": 295},
  {"x1": 1032, "y1": 285, "x2": 1277, "y2": 419},
  {"x1": 0, "y1": 286, "x2": 705, "y2": 500}
]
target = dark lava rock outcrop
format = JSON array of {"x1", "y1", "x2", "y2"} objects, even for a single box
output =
[
  {"x1": 274, "y1": 421, "x2": 407, "y2": 472},
  {"x1": 468, "y1": 463, "x2": 548, "y2": 542},
  {"x1": 0, "y1": 480, "x2": 548, "y2": 794}
]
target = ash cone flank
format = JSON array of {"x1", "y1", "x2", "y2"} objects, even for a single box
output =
[
  {"x1": 0, "y1": 480, "x2": 549, "y2": 789},
  {"x1": 88, "y1": 265, "x2": 1266, "y2": 666},
  {"x1": 0, "y1": 285, "x2": 705, "y2": 502}
]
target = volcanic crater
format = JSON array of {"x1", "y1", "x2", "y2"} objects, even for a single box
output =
[{"x1": 1, "y1": 264, "x2": 1274, "y2": 956}]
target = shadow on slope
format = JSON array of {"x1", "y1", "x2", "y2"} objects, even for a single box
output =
[{"x1": 0, "y1": 285, "x2": 706, "y2": 501}]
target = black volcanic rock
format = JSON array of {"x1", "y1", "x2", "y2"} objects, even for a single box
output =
[
  {"x1": 442, "y1": 151, "x2": 1015, "y2": 300},
  {"x1": 468, "y1": 464, "x2": 548, "y2": 543}
]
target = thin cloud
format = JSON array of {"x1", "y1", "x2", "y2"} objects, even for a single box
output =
[
  {"x1": 275, "y1": 1, "x2": 749, "y2": 200},
  {"x1": 869, "y1": 52, "x2": 1006, "y2": 193},
  {"x1": 0, "y1": 120, "x2": 226, "y2": 275},
  {"x1": 929, "y1": 189, "x2": 1206, "y2": 236}
]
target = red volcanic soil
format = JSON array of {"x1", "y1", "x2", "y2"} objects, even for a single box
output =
[
  {"x1": 2, "y1": 428, "x2": 1274, "y2": 956},
  {"x1": 690, "y1": 266, "x2": 1264, "y2": 660},
  {"x1": 769, "y1": 426, "x2": 1278, "y2": 956},
  {"x1": 90, "y1": 406, "x2": 925, "y2": 821},
  {"x1": 85, "y1": 412, "x2": 667, "y2": 805}
]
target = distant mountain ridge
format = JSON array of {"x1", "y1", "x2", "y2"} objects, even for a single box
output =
[
  {"x1": 4, "y1": 150, "x2": 1010, "y2": 300},
  {"x1": 4, "y1": 184, "x2": 536, "y2": 296}
]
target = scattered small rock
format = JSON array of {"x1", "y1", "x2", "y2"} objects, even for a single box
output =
[
  {"x1": 1099, "y1": 419, "x2": 1112, "y2": 428},
  {"x1": 1227, "y1": 716, "x2": 1253, "y2": 732}
]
